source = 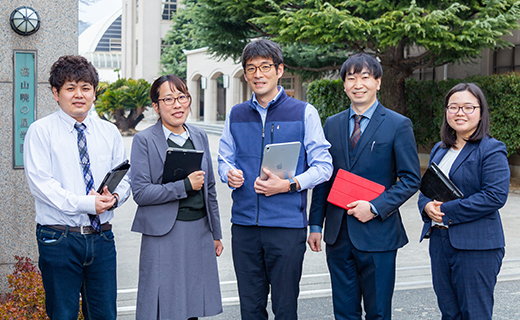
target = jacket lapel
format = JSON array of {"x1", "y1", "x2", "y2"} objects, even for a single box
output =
[
  {"x1": 151, "y1": 120, "x2": 168, "y2": 164},
  {"x1": 449, "y1": 141, "x2": 478, "y2": 176},
  {"x1": 350, "y1": 104, "x2": 385, "y2": 168},
  {"x1": 339, "y1": 110, "x2": 351, "y2": 171}
]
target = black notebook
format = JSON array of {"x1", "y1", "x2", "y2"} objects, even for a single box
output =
[
  {"x1": 97, "y1": 160, "x2": 131, "y2": 193},
  {"x1": 420, "y1": 162, "x2": 463, "y2": 202},
  {"x1": 162, "y1": 148, "x2": 204, "y2": 184}
]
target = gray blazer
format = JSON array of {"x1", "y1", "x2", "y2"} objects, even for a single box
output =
[{"x1": 130, "y1": 120, "x2": 222, "y2": 239}]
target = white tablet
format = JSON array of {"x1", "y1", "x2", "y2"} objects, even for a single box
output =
[{"x1": 259, "y1": 141, "x2": 301, "y2": 180}]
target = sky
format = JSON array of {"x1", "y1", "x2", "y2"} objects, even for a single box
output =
[{"x1": 79, "y1": 0, "x2": 122, "y2": 25}]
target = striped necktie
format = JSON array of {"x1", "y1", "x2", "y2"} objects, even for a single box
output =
[
  {"x1": 74, "y1": 122, "x2": 101, "y2": 232},
  {"x1": 350, "y1": 114, "x2": 362, "y2": 148}
]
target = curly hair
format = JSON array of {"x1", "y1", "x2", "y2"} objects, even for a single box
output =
[{"x1": 48, "y1": 55, "x2": 99, "y2": 92}]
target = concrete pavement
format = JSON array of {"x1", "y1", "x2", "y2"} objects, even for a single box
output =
[{"x1": 112, "y1": 121, "x2": 520, "y2": 319}]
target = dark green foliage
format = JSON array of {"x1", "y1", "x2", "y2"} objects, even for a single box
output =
[
  {"x1": 95, "y1": 78, "x2": 152, "y2": 134},
  {"x1": 307, "y1": 79, "x2": 350, "y2": 124},
  {"x1": 308, "y1": 74, "x2": 520, "y2": 156}
]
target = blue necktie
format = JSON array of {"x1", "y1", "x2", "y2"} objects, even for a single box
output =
[
  {"x1": 74, "y1": 122, "x2": 101, "y2": 232},
  {"x1": 351, "y1": 114, "x2": 362, "y2": 148}
]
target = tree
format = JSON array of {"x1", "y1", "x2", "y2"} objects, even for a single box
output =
[
  {"x1": 171, "y1": 0, "x2": 520, "y2": 114},
  {"x1": 160, "y1": 0, "x2": 207, "y2": 79},
  {"x1": 95, "y1": 78, "x2": 152, "y2": 135}
]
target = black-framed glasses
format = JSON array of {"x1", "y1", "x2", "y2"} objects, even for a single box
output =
[
  {"x1": 158, "y1": 94, "x2": 190, "y2": 106},
  {"x1": 446, "y1": 104, "x2": 480, "y2": 114},
  {"x1": 245, "y1": 63, "x2": 276, "y2": 74}
]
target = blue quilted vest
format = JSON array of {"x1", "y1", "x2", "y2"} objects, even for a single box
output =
[{"x1": 229, "y1": 90, "x2": 309, "y2": 228}]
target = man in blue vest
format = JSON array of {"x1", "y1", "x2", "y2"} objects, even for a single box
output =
[{"x1": 218, "y1": 39, "x2": 333, "y2": 320}]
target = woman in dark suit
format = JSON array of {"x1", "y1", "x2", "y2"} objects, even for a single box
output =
[
  {"x1": 418, "y1": 83, "x2": 510, "y2": 319},
  {"x1": 130, "y1": 75, "x2": 223, "y2": 320}
]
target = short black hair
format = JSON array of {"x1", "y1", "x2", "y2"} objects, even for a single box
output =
[
  {"x1": 49, "y1": 55, "x2": 99, "y2": 92},
  {"x1": 150, "y1": 74, "x2": 191, "y2": 105},
  {"x1": 441, "y1": 82, "x2": 490, "y2": 148},
  {"x1": 241, "y1": 39, "x2": 283, "y2": 70},
  {"x1": 340, "y1": 53, "x2": 383, "y2": 82}
]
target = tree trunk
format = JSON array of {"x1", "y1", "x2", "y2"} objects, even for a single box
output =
[{"x1": 379, "y1": 67, "x2": 408, "y2": 115}]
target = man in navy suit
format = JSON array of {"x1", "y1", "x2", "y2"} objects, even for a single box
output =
[{"x1": 308, "y1": 53, "x2": 421, "y2": 319}]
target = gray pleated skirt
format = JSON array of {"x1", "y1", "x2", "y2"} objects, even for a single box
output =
[{"x1": 135, "y1": 216, "x2": 223, "y2": 320}]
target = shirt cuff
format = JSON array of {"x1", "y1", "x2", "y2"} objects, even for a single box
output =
[
  {"x1": 309, "y1": 225, "x2": 323, "y2": 233},
  {"x1": 77, "y1": 195, "x2": 96, "y2": 215},
  {"x1": 369, "y1": 202, "x2": 379, "y2": 218}
]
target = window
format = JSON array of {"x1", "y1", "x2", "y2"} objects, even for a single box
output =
[
  {"x1": 494, "y1": 45, "x2": 520, "y2": 74},
  {"x1": 161, "y1": 39, "x2": 170, "y2": 55},
  {"x1": 279, "y1": 76, "x2": 295, "y2": 97},
  {"x1": 136, "y1": 0, "x2": 139, "y2": 24},
  {"x1": 162, "y1": 0, "x2": 177, "y2": 21},
  {"x1": 136, "y1": 40, "x2": 138, "y2": 65}
]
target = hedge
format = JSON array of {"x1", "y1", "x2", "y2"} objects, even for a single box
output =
[{"x1": 307, "y1": 74, "x2": 520, "y2": 156}]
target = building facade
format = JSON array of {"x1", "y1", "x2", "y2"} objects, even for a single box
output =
[{"x1": 121, "y1": 0, "x2": 176, "y2": 83}]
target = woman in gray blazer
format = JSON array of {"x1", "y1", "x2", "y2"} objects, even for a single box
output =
[{"x1": 130, "y1": 74, "x2": 223, "y2": 320}]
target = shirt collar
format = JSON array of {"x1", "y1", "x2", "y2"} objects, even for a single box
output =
[
  {"x1": 58, "y1": 108, "x2": 92, "y2": 133},
  {"x1": 250, "y1": 86, "x2": 285, "y2": 111},
  {"x1": 162, "y1": 124, "x2": 190, "y2": 141},
  {"x1": 349, "y1": 99, "x2": 379, "y2": 120}
]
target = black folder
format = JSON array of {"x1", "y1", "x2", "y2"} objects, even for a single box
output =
[
  {"x1": 420, "y1": 162, "x2": 463, "y2": 202},
  {"x1": 162, "y1": 148, "x2": 204, "y2": 184},
  {"x1": 96, "y1": 160, "x2": 131, "y2": 193}
]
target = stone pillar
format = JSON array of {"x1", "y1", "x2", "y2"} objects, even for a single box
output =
[{"x1": 0, "y1": 0, "x2": 78, "y2": 292}]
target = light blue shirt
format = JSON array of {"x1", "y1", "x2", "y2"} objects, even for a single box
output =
[
  {"x1": 218, "y1": 86, "x2": 333, "y2": 192},
  {"x1": 162, "y1": 124, "x2": 190, "y2": 146},
  {"x1": 309, "y1": 100, "x2": 380, "y2": 234}
]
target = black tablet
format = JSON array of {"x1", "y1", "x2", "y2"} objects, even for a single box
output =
[{"x1": 162, "y1": 148, "x2": 204, "y2": 184}]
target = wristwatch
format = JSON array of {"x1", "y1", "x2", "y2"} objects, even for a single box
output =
[{"x1": 289, "y1": 178, "x2": 297, "y2": 193}]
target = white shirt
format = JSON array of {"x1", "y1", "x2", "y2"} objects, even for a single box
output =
[
  {"x1": 432, "y1": 147, "x2": 461, "y2": 228},
  {"x1": 24, "y1": 108, "x2": 131, "y2": 227}
]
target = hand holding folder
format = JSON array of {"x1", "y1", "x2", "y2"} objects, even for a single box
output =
[
  {"x1": 96, "y1": 160, "x2": 130, "y2": 194},
  {"x1": 327, "y1": 169, "x2": 385, "y2": 210},
  {"x1": 420, "y1": 162, "x2": 463, "y2": 202}
]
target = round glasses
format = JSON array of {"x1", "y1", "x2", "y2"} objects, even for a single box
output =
[
  {"x1": 446, "y1": 104, "x2": 480, "y2": 114},
  {"x1": 245, "y1": 63, "x2": 276, "y2": 74},
  {"x1": 158, "y1": 95, "x2": 190, "y2": 106}
]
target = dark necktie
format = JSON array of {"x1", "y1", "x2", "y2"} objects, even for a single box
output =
[
  {"x1": 74, "y1": 122, "x2": 101, "y2": 232},
  {"x1": 350, "y1": 114, "x2": 362, "y2": 148}
]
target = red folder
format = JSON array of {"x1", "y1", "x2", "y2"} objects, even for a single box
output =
[{"x1": 327, "y1": 169, "x2": 385, "y2": 210}]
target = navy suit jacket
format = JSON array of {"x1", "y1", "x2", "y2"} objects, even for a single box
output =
[
  {"x1": 309, "y1": 103, "x2": 421, "y2": 251},
  {"x1": 417, "y1": 136, "x2": 509, "y2": 250},
  {"x1": 130, "y1": 120, "x2": 222, "y2": 239}
]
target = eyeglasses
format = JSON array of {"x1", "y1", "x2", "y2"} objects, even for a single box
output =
[
  {"x1": 245, "y1": 63, "x2": 276, "y2": 75},
  {"x1": 158, "y1": 94, "x2": 190, "y2": 106},
  {"x1": 446, "y1": 104, "x2": 480, "y2": 114}
]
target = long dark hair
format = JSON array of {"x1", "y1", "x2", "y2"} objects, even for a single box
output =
[{"x1": 441, "y1": 83, "x2": 490, "y2": 148}]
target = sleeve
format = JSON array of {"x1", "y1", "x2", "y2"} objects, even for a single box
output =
[
  {"x1": 23, "y1": 123, "x2": 95, "y2": 215},
  {"x1": 371, "y1": 117, "x2": 422, "y2": 220},
  {"x1": 111, "y1": 126, "x2": 131, "y2": 206},
  {"x1": 440, "y1": 140, "x2": 510, "y2": 225},
  {"x1": 201, "y1": 131, "x2": 222, "y2": 240},
  {"x1": 295, "y1": 104, "x2": 333, "y2": 190},
  {"x1": 129, "y1": 133, "x2": 188, "y2": 206},
  {"x1": 217, "y1": 114, "x2": 236, "y2": 186},
  {"x1": 417, "y1": 143, "x2": 441, "y2": 223},
  {"x1": 308, "y1": 116, "x2": 333, "y2": 231}
]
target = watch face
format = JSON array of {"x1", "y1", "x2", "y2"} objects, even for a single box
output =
[{"x1": 290, "y1": 182, "x2": 297, "y2": 192}]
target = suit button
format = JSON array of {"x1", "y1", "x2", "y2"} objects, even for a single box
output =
[{"x1": 448, "y1": 219, "x2": 453, "y2": 224}]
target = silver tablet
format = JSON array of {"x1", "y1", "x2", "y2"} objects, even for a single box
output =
[{"x1": 259, "y1": 141, "x2": 301, "y2": 180}]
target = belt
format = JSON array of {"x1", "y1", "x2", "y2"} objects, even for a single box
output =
[
  {"x1": 45, "y1": 223, "x2": 112, "y2": 235},
  {"x1": 433, "y1": 225, "x2": 448, "y2": 230}
]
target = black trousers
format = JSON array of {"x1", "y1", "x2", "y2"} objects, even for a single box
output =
[{"x1": 231, "y1": 224, "x2": 306, "y2": 320}]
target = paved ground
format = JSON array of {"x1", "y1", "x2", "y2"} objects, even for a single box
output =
[{"x1": 112, "y1": 120, "x2": 520, "y2": 319}]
